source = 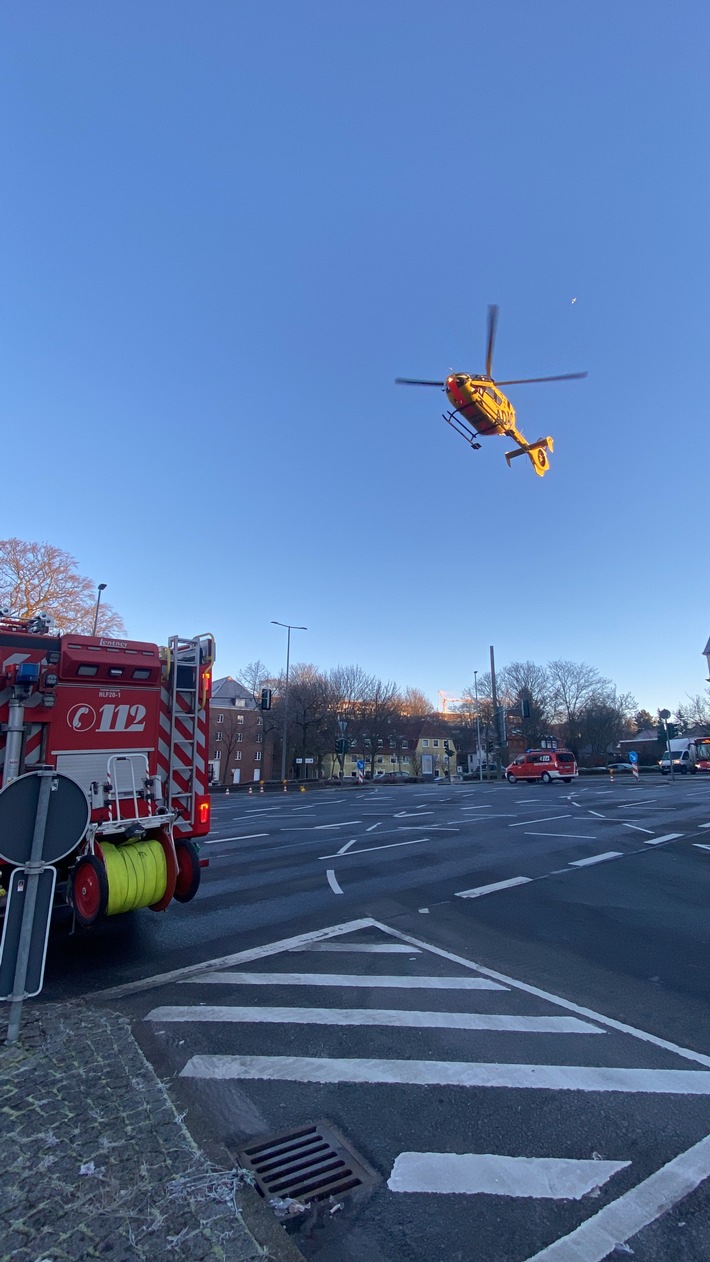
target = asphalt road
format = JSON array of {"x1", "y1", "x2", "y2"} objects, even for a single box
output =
[{"x1": 42, "y1": 777, "x2": 710, "y2": 1260}]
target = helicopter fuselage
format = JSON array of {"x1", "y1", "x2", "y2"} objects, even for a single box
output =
[{"x1": 444, "y1": 374, "x2": 516, "y2": 439}]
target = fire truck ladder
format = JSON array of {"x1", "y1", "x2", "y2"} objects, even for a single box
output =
[{"x1": 166, "y1": 634, "x2": 213, "y2": 827}]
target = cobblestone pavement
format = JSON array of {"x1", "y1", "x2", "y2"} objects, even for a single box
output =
[{"x1": 1, "y1": 1002, "x2": 301, "y2": 1262}]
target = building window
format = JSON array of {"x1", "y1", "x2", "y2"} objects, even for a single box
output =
[
  {"x1": 213, "y1": 749, "x2": 221, "y2": 760},
  {"x1": 217, "y1": 713, "x2": 224, "y2": 724},
  {"x1": 216, "y1": 731, "x2": 223, "y2": 742},
  {"x1": 389, "y1": 738, "x2": 396, "y2": 748},
  {"x1": 377, "y1": 739, "x2": 383, "y2": 748},
  {"x1": 257, "y1": 731, "x2": 262, "y2": 742},
  {"x1": 422, "y1": 739, "x2": 429, "y2": 748},
  {"x1": 236, "y1": 732, "x2": 243, "y2": 742},
  {"x1": 377, "y1": 756, "x2": 383, "y2": 764},
  {"x1": 237, "y1": 714, "x2": 244, "y2": 725},
  {"x1": 235, "y1": 751, "x2": 242, "y2": 761},
  {"x1": 390, "y1": 756, "x2": 396, "y2": 764},
  {"x1": 433, "y1": 739, "x2": 439, "y2": 748},
  {"x1": 402, "y1": 756, "x2": 409, "y2": 764},
  {"x1": 255, "y1": 751, "x2": 261, "y2": 761},
  {"x1": 401, "y1": 740, "x2": 408, "y2": 749}
]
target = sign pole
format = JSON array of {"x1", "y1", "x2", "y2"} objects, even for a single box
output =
[{"x1": 5, "y1": 771, "x2": 53, "y2": 1046}]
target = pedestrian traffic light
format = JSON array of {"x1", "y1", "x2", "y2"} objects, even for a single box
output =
[
  {"x1": 444, "y1": 740, "x2": 451, "y2": 757},
  {"x1": 666, "y1": 722, "x2": 676, "y2": 739},
  {"x1": 260, "y1": 688, "x2": 272, "y2": 710}
]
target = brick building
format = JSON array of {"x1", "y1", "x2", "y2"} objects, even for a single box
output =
[{"x1": 208, "y1": 676, "x2": 274, "y2": 785}]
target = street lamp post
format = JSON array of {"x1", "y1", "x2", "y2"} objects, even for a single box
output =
[
  {"x1": 272, "y1": 621, "x2": 307, "y2": 783},
  {"x1": 92, "y1": 583, "x2": 107, "y2": 636},
  {"x1": 474, "y1": 670, "x2": 483, "y2": 783}
]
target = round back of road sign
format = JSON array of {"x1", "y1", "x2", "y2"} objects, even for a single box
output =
[{"x1": 0, "y1": 771, "x2": 90, "y2": 866}]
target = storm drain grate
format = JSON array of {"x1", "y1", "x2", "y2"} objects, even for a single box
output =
[{"x1": 237, "y1": 1120, "x2": 379, "y2": 1204}]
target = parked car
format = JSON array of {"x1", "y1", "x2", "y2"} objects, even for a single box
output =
[
  {"x1": 372, "y1": 772, "x2": 412, "y2": 783},
  {"x1": 607, "y1": 761, "x2": 636, "y2": 774}
]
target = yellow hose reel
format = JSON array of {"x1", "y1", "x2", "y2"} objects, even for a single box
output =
[{"x1": 101, "y1": 838, "x2": 168, "y2": 916}]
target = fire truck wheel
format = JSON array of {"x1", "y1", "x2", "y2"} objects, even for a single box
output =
[
  {"x1": 173, "y1": 840, "x2": 201, "y2": 903},
  {"x1": 71, "y1": 855, "x2": 109, "y2": 927}
]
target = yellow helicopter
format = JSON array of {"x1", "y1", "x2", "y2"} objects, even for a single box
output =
[{"x1": 396, "y1": 305, "x2": 587, "y2": 477}]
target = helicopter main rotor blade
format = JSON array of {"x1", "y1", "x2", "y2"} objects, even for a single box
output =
[
  {"x1": 495, "y1": 372, "x2": 588, "y2": 385},
  {"x1": 395, "y1": 377, "x2": 445, "y2": 387},
  {"x1": 485, "y1": 304, "x2": 499, "y2": 378}
]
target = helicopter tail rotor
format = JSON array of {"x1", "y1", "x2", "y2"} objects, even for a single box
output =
[{"x1": 505, "y1": 436, "x2": 554, "y2": 478}]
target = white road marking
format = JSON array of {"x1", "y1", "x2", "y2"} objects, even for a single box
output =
[
  {"x1": 146, "y1": 1006, "x2": 602, "y2": 1033},
  {"x1": 509, "y1": 815, "x2": 572, "y2": 828},
  {"x1": 296, "y1": 943, "x2": 421, "y2": 953},
  {"x1": 90, "y1": 918, "x2": 377, "y2": 998},
  {"x1": 622, "y1": 823, "x2": 655, "y2": 834},
  {"x1": 365, "y1": 920, "x2": 710, "y2": 1068},
  {"x1": 179, "y1": 1056, "x2": 710, "y2": 1093},
  {"x1": 460, "y1": 805, "x2": 493, "y2": 810},
  {"x1": 569, "y1": 852, "x2": 623, "y2": 867},
  {"x1": 387, "y1": 1152, "x2": 628, "y2": 1198},
  {"x1": 336, "y1": 839, "x2": 356, "y2": 855},
  {"x1": 588, "y1": 810, "x2": 606, "y2": 818},
  {"x1": 644, "y1": 832, "x2": 683, "y2": 845},
  {"x1": 699, "y1": 822, "x2": 710, "y2": 829},
  {"x1": 185, "y1": 972, "x2": 507, "y2": 990},
  {"x1": 315, "y1": 820, "x2": 362, "y2": 829},
  {"x1": 523, "y1": 1131, "x2": 710, "y2": 1262},
  {"x1": 617, "y1": 798, "x2": 658, "y2": 809},
  {"x1": 693, "y1": 843, "x2": 710, "y2": 852},
  {"x1": 524, "y1": 832, "x2": 598, "y2": 839},
  {"x1": 395, "y1": 810, "x2": 434, "y2": 818},
  {"x1": 203, "y1": 833, "x2": 268, "y2": 845},
  {"x1": 319, "y1": 837, "x2": 430, "y2": 859},
  {"x1": 455, "y1": 877, "x2": 532, "y2": 899},
  {"x1": 326, "y1": 869, "x2": 343, "y2": 894},
  {"x1": 366, "y1": 822, "x2": 380, "y2": 832}
]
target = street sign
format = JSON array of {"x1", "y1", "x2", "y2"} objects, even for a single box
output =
[
  {"x1": 628, "y1": 751, "x2": 638, "y2": 764},
  {"x1": 0, "y1": 865, "x2": 57, "y2": 1000},
  {"x1": 0, "y1": 770, "x2": 89, "y2": 865},
  {"x1": 357, "y1": 760, "x2": 365, "y2": 771}
]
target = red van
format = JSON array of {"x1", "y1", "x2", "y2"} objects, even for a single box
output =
[{"x1": 505, "y1": 749, "x2": 578, "y2": 784}]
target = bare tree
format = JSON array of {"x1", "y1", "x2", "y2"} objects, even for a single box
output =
[
  {"x1": 578, "y1": 691, "x2": 636, "y2": 764},
  {"x1": 353, "y1": 679, "x2": 402, "y2": 778},
  {"x1": 400, "y1": 687, "x2": 433, "y2": 717},
  {"x1": 0, "y1": 537, "x2": 125, "y2": 636},
  {"x1": 236, "y1": 659, "x2": 273, "y2": 700},
  {"x1": 547, "y1": 659, "x2": 608, "y2": 750}
]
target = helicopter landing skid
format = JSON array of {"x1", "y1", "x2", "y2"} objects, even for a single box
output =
[{"x1": 443, "y1": 410, "x2": 481, "y2": 450}]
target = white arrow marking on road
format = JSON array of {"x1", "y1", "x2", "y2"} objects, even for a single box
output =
[
  {"x1": 644, "y1": 833, "x2": 683, "y2": 845},
  {"x1": 326, "y1": 870, "x2": 343, "y2": 894},
  {"x1": 387, "y1": 1152, "x2": 629, "y2": 1198},
  {"x1": 319, "y1": 837, "x2": 431, "y2": 859},
  {"x1": 456, "y1": 877, "x2": 532, "y2": 899},
  {"x1": 180, "y1": 1056, "x2": 710, "y2": 1093},
  {"x1": 693, "y1": 844, "x2": 710, "y2": 851},
  {"x1": 183, "y1": 973, "x2": 507, "y2": 990}
]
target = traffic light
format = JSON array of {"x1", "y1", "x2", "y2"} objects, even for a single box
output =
[
  {"x1": 521, "y1": 699, "x2": 531, "y2": 720},
  {"x1": 666, "y1": 723, "x2": 676, "y2": 739},
  {"x1": 336, "y1": 738, "x2": 347, "y2": 755},
  {"x1": 444, "y1": 739, "x2": 451, "y2": 758},
  {"x1": 260, "y1": 687, "x2": 272, "y2": 710}
]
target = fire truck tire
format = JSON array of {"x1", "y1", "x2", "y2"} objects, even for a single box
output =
[
  {"x1": 71, "y1": 855, "x2": 109, "y2": 927},
  {"x1": 173, "y1": 840, "x2": 201, "y2": 903},
  {"x1": 149, "y1": 833, "x2": 178, "y2": 911}
]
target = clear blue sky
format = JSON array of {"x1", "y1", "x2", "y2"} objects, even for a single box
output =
[{"x1": 2, "y1": 2, "x2": 708, "y2": 715}]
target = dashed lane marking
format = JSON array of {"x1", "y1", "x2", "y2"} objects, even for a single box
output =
[
  {"x1": 569, "y1": 852, "x2": 623, "y2": 867},
  {"x1": 455, "y1": 877, "x2": 532, "y2": 899},
  {"x1": 326, "y1": 869, "x2": 343, "y2": 894},
  {"x1": 644, "y1": 832, "x2": 683, "y2": 845}
]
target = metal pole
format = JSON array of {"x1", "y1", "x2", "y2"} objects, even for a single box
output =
[
  {"x1": 5, "y1": 771, "x2": 54, "y2": 1045},
  {"x1": 92, "y1": 583, "x2": 107, "y2": 636},
  {"x1": 272, "y1": 622, "x2": 306, "y2": 783},
  {"x1": 474, "y1": 671, "x2": 483, "y2": 783}
]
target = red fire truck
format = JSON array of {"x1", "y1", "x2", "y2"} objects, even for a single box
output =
[{"x1": 0, "y1": 613, "x2": 214, "y2": 927}]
